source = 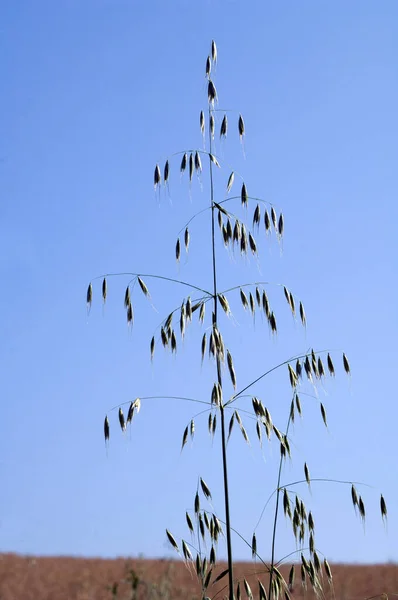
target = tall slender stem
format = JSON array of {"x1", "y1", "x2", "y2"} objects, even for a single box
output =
[
  {"x1": 208, "y1": 106, "x2": 234, "y2": 600},
  {"x1": 268, "y1": 407, "x2": 293, "y2": 600}
]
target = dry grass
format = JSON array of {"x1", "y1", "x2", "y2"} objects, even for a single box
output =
[{"x1": 0, "y1": 554, "x2": 397, "y2": 600}]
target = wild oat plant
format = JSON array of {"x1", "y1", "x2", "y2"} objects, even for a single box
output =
[{"x1": 87, "y1": 41, "x2": 388, "y2": 600}]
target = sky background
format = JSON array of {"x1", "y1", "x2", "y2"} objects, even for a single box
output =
[{"x1": 1, "y1": 0, "x2": 397, "y2": 565}]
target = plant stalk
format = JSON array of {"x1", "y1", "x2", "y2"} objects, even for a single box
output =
[{"x1": 208, "y1": 105, "x2": 234, "y2": 600}]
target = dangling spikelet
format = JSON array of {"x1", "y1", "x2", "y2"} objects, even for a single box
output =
[
  {"x1": 180, "y1": 153, "x2": 187, "y2": 173},
  {"x1": 184, "y1": 228, "x2": 190, "y2": 252},
  {"x1": 154, "y1": 164, "x2": 161, "y2": 189},
  {"x1": 126, "y1": 302, "x2": 133, "y2": 325},
  {"x1": 380, "y1": 494, "x2": 387, "y2": 521},
  {"x1": 137, "y1": 276, "x2": 150, "y2": 297},
  {"x1": 150, "y1": 336, "x2": 155, "y2": 360},
  {"x1": 271, "y1": 207, "x2": 277, "y2": 230},
  {"x1": 104, "y1": 415, "x2": 110, "y2": 442},
  {"x1": 227, "y1": 349, "x2": 236, "y2": 389},
  {"x1": 189, "y1": 153, "x2": 194, "y2": 181},
  {"x1": 194, "y1": 151, "x2": 202, "y2": 172},
  {"x1": 210, "y1": 114, "x2": 215, "y2": 139},
  {"x1": 164, "y1": 160, "x2": 169, "y2": 184},
  {"x1": 238, "y1": 114, "x2": 245, "y2": 139},
  {"x1": 220, "y1": 114, "x2": 228, "y2": 138},
  {"x1": 211, "y1": 40, "x2": 217, "y2": 63},
  {"x1": 253, "y1": 204, "x2": 260, "y2": 228},
  {"x1": 299, "y1": 301, "x2": 306, "y2": 326},
  {"x1": 343, "y1": 353, "x2": 351, "y2": 375},
  {"x1": 264, "y1": 210, "x2": 271, "y2": 233},
  {"x1": 86, "y1": 283, "x2": 92, "y2": 309},
  {"x1": 327, "y1": 353, "x2": 335, "y2": 376},
  {"x1": 248, "y1": 233, "x2": 257, "y2": 255},
  {"x1": 208, "y1": 80, "x2": 217, "y2": 106},
  {"x1": 102, "y1": 278, "x2": 107, "y2": 303},
  {"x1": 124, "y1": 286, "x2": 130, "y2": 309},
  {"x1": 227, "y1": 171, "x2": 235, "y2": 193},
  {"x1": 175, "y1": 238, "x2": 181, "y2": 262},
  {"x1": 200, "y1": 110, "x2": 205, "y2": 135},
  {"x1": 206, "y1": 56, "x2": 211, "y2": 78},
  {"x1": 278, "y1": 212, "x2": 284, "y2": 237},
  {"x1": 118, "y1": 407, "x2": 126, "y2": 432},
  {"x1": 166, "y1": 529, "x2": 179, "y2": 553},
  {"x1": 241, "y1": 183, "x2": 248, "y2": 206}
]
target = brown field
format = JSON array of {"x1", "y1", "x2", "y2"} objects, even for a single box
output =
[{"x1": 0, "y1": 553, "x2": 397, "y2": 600}]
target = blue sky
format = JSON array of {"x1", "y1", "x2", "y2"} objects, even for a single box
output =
[{"x1": 1, "y1": 1, "x2": 397, "y2": 566}]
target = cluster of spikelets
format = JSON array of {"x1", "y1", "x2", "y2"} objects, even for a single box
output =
[{"x1": 87, "y1": 39, "x2": 389, "y2": 600}]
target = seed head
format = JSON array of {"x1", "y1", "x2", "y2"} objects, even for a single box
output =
[
  {"x1": 208, "y1": 80, "x2": 217, "y2": 106},
  {"x1": 137, "y1": 276, "x2": 150, "y2": 297},
  {"x1": 189, "y1": 153, "x2": 194, "y2": 181},
  {"x1": 164, "y1": 160, "x2": 169, "y2": 183},
  {"x1": 200, "y1": 110, "x2": 205, "y2": 135},
  {"x1": 150, "y1": 336, "x2": 155, "y2": 360},
  {"x1": 210, "y1": 114, "x2": 215, "y2": 138},
  {"x1": 211, "y1": 39, "x2": 217, "y2": 63},
  {"x1": 126, "y1": 302, "x2": 133, "y2": 325},
  {"x1": 184, "y1": 227, "x2": 190, "y2": 252},
  {"x1": 102, "y1": 278, "x2": 107, "y2": 303},
  {"x1": 238, "y1": 114, "x2": 245, "y2": 138},
  {"x1": 86, "y1": 283, "x2": 92, "y2": 307},
  {"x1": 154, "y1": 164, "x2": 161, "y2": 189},
  {"x1": 343, "y1": 352, "x2": 351, "y2": 375},
  {"x1": 248, "y1": 232, "x2": 257, "y2": 255},
  {"x1": 380, "y1": 494, "x2": 387, "y2": 520},
  {"x1": 205, "y1": 55, "x2": 211, "y2": 78},
  {"x1": 327, "y1": 353, "x2": 335, "y2": 376},
  {"x1": 180, "y1": 153, "x2": 187, "y2": 173},
  {"x1": 227, "y1": 171, "x2": 235, "y2": 193},
  {"x1": 278, "y1": 212, "x2": 284, "y2": 237},
  {"x1": 264, "y1": 210, "x2": 271, "y2": 232},
  {"x1": 104, "y1": 415, "x2": 110, "y2": 442},
  {"x1": 118, "y1": 407, "x2": 126, "y2": 432},
  {"x1": 241, "y1": 182, "x2": 248, "y2": 206},
  {"x1": 194, "y1": 151, "x2": 202, "y2": 172},
  {"x1": 220, "y1": 114, "x2": 228, "y2": 138},
  {"x1": 166, "y1": 529, "x2": 179, "y2": 553}
]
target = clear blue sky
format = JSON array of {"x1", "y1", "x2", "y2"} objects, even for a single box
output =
[{"x1": 1, "y1": 1, "x2": 397, "y2": 565}]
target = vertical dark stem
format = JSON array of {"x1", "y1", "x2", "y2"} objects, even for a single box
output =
[
  {"x1": 268, "y1": 407, "x2": 294, "y2": 600},
  {"x1": 208, "y1": 105, "x2": 234, "y2": 600}
]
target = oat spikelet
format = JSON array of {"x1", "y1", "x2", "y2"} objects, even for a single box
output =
[
  {"x1": 327, "y1": 353, "x2": 335, "y2": 376},
  {"x1": 180, "y1": 153, "x2": 187, "y2": 173},
  {"x1": 351, "y1": 484, "x2": 358, "y2": 509},
  {"x1": 262, "y1": 290, "x2": 270, "y2": 317},
  {"x1": 189, "y1": 153, "x2": 194, "y2": 181},
  {"x1": 278, "y1": 212, "x2": 284, "y2": 237},
  {"x1": 244, "y1": 579, "x2": 253, "y2": 600},
  {"x1": 171, "y1": 330, "x2": 177, "y2": 352},
  {"x1": 154, "y1": 164, "x2": 161, "y2": 189},
  {"x1": 250, "y1": 533, "x2": 257, "y2": 559},
  {"x1": 227, "y1": 349, "x2": 237, "y2": 389},
  {"x1": 343, "y1": 352, "x2": 351, "y2": 375},
  {"x1": 104, "y1": 415, "x2": 110, "y2": 442},
  {"x1": 87, "y1": 283, "x2": 93, "y2": 308},
  {"x1": 249, "y1": 292, "x2": 255, "y2": 314},
  {"x1": 137, "y1": 276, "x2": 149, "y2": 297},
  {"x1": 304, "y1": 462, "x2": 311, "y2": 487},
  {"x1": 269, "y1": 311, "x2": 277, "y2": 334},
  {"x1": 182, "y1": 539, "x2": 193, "y2": 562},
  {"x1": 208, "y1": 412, "x2": 213, "y2": 436},
  {"x1": 220, "y1": 114, "x2": 228, "y2": 138},
  {"x1": 264, "y1": 210, "x2": 271, "y2": 232},
  {"x1": 205, "y1": 55, "x2": 211, "y2": 78},
  {"x1": 241, "y1": 182, "x2": 248, "y2": 206},
  {"x1": 118, "y1": 407, "x2": 126, "y2": 432},
  {"x1": 194, "y1": 151, "x2": 202, "y2": 172},
  {"x1": 150, "y1": 336, "x2": 155, "y2": 361},
  {"x1": 164, "y1": 160, "x2": 169, "y2": 184},
  {"x1": 358, "y1": 496, "x2": 366, "y2": 521},
  {"x1": 210, "y1": 544, "x2": 216, "y2": 565},
  {"x1": 210, "y1": 114, "x2": 215, "y2": 139},
  {"x1": 271, "y1": 207, "x2": 277, "y2": 230},
  {"x1": 211, "y1": 39, "x2": 217, "y2": 63},
  {"x1": 199, "y1": 302, "x2": 205, "y2": 323},
  {"x1": 320, "y1": 402, "x2": 327, "y2": 427},
  {"x1": 218, "y1": 294, "x2": 230, "y2": 315},
  {"x1": 228, "y1": 412, "x2": 235, "y2": 440},
  {"x1": 240, "y1": 288, "x2": 249, "y2": 309},
  {"x1": 194, "y1": 491, "x2": 200, "y2": 514},
  {"x1": 208, "y1": 80, "x2": 217, "y2": 106},
  {"x1": 288, "y1": 565, "x2": 295, "y2": 591},
  {"x1": 238, "y1": 114, "x2": 245, "y2": 139},
  {"x1": 380, "y1": 494, "x2": 387, "y2": 520},
  {"x1": 324, "y1": 559, "x2": 332, "y2": 583},
  {"x1": 200, "y1": 110, "x2": 205, "y2": 135},
  {"x1": 227, "y1": 171, "x2": 235, "y2": 193},
  {"x1": 186, "y1": 512, "x2": 194, "y2": 534},
  {"x1": 184, "y1": 228, "x2": 190, "y2": 252},
  {"x1": 253, "y1": 204, "x2": 260, "y2": 229},
  {"x1": 201, "y1": 333, "x2": 206, "y2": 363},
  {"x1": 249, "y1": 233, "x2": 257, "y2": 255},
  {"x1": 181, "y1": 425, "x2": 189, "y2": 451},
  {"x1": 258, "y1": 581, "x2": 267, "y2": 600},
  {"x1": 102, "y1": 278, "x2": 107, "y2": 303},
  {"x1": 288, "y1": 364, "x2": 298, "y2": 388},
  {"x1": 166, "y1": 530, "x2": 179, "y2": 553},
  {"x1": 176, "y1": 238, "x2": 181, "y2": 262},
  {"x1": 200, "y1": 478, "x2": 212, "y2": 500},
  {"x1": 299, "y1": 302, "x2": 306, "y2": 326}
]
